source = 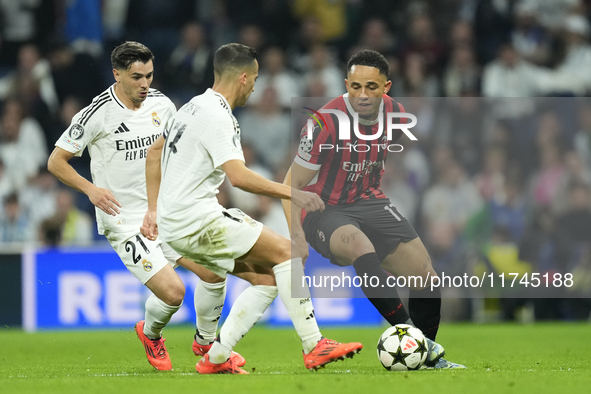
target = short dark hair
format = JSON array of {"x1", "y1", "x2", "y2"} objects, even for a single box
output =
[
  {"x1": 347, "y1": 50, "x2": 389, "y2": 78},
  {"x1": 111, "y1": 41, "x2": 154, "y2": 71},
  {"x1": 214, "y1": 43, "x2": 257, "y2": 76}
]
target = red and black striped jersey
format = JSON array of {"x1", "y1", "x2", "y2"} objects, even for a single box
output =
[{"x1": 295, "y1": 94, "x2": 405, "y2": 207}]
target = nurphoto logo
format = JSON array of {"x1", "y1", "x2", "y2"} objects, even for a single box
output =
[{"x1": 302, "y1": 105, "x2": 418, "y2": 153}]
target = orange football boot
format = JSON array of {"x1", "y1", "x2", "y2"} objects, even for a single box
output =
[
  {"x1": 192, "y1": 337, "x2": 246, "y2": 367},
  {"x1": 134, "y1": 320, "x2": 172, "y2": 370},
  {"x1": 303, "y1": 338, "x2": 363, "y2": 371},
  {"x1": 196, "y1": 353, "x2": 249, "y2": 374}
]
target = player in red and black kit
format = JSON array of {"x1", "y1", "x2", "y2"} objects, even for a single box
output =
[{"x1": 283, "y1": 50, "x2": 465, "y2": 369}]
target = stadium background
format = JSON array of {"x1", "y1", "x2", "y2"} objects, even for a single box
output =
[{"x1": 1, "y1": 0, "x2": 591, "y2": 330}]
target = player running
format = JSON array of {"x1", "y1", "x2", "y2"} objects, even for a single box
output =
[
  {"x1": 147, "y1": 43, "x2": 362, "y2": 374},
  {"x1": 283, "y1": 49, "x2": 466, "y2": 369},
  {"x1": 47, "y1": 41, "x2": 270, "y2": 371}
]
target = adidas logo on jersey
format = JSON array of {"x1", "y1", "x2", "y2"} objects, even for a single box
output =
[{"x1": 114, "y1": 122, "x2": 130, "y2": 134}]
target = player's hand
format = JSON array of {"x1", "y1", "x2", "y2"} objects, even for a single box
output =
[
  {"x1": 141, "y1": 209, "x2": 158, "y2": 241},
  {"x1": 292, "y1": 230, "x2": 310, "y2": 265},
  {"x1": 87, "y1": 185, "x2": 121, "y2": 216},
  {"x1": 292, "y1": 189, "x2": 325, "y2": 213}
]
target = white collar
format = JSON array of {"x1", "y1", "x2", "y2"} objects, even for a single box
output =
[{"x1": 208, "y1": 88, "x2": 232, "y2": 112}]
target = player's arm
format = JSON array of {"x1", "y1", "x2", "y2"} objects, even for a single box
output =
[
  {"x1": 141, "y1": 134, "x2": 165, "y2": 240},
  {"x1": 282, "y1": 162, "x2": 320, "y2": 232},
  {"x1": 222, "y1": 159, "x2": 324, "y2": 213},
  {"x1": 282, "y1": 162, "x2": 320, "y2": 264},
  {"x1": 47, "y1": 147, "x2": 121, "y2": 216}
]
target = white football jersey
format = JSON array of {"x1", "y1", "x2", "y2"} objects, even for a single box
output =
[
  {"x1": 158, "y1": 88, "x2": 244, "y2": 241},
  {"x1": 55, "y1": 85, "x2": 176, "y2": 235}
]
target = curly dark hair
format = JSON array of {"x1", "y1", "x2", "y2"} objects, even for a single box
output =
[{"x1": 346, "y1": 49, "x2": 389, "y2": 78}]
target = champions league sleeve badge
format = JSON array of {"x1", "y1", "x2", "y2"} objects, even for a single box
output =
[
  {"x1": 298, "y1": 136, "x2": 314, "y2": 161},
  {"x1": 152, "y1": 112, "x2": 161, "y2": 127},
  {"x1": 69, "y1": 123, "x2": 85, "y2": 140}
]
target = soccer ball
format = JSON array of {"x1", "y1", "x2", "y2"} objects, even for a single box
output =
[{"x1": 377, "y1": 324, "x2": 428, "y2": 371}]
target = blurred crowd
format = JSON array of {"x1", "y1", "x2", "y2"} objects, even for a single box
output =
[{"x1": 1, "y1": 0, "x2": 591, "y2": 319}]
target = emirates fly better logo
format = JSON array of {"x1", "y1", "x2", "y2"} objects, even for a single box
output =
[{"x1": 302, "y1": 106, "x2": 418, "y2": 152}]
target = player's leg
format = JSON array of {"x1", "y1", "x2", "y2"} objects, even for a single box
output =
[
  {"x1": 378, "y1": 236, "x2": 466, "y2": 368},
  {"x1": 231, "y1": 262, "x2": 277, "y2": 286},
  {"x1": 238, "y1": 226, "x2": 322, "y2": 352},
  {"x1": 351, "y1": 200, "x2": 465, "y2": 368},
  {"x1": 169, "y1": 238, "x2": 278, "y2": 369},
  {"x1": 141, "y1": 264, "x2": 186, "y2": 356},
  {"x1": 137, "y1": 270, "x2": 184, "y2": 371},
  {"x1": 232, "y1": 225, "x2": 363, "y2": 371},
  {"x1": 164, "y1": 241, "x2": 255, "y2": 357},
  {"x1": 107, "y1": 231, "x2": 185, "y2": 371},
  {"x1": 358, "y1": 200, "x2": 456, "y2": 366},
  {"x1": 177, "y1": 255, "x2": 275, "y2": 367},
  {"x1": 208, "y1": 262, "x2": 278, "y2": 366},
  {"x1": 380, "y1": 237, "x2": 441, "y2": 340},
  {"x1": 169, "y1": 210, "x2": 361, "y2": 373},
  {"x1": 173, "y1": 256, "x2": 226, "y2": 351},
  {"x1": 353, "y1": 199, "x2": 440, "y2": 339},
  {"x1": 319, "y1": 219, "x2": 411, "y2": 327},
  {"x1": 204, "y1": 226, "x2": 321, "y2": 362}
]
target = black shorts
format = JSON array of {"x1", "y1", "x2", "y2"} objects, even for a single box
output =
[{"x1": 302, "y1": 198, "x2": 418, "y2": 265}]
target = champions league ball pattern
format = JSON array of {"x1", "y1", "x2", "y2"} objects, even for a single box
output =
[{"x1": 377, "y1": 324, "x2": 428, "y2": 371}]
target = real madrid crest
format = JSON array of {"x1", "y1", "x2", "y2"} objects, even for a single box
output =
[
  {"x1": 142, "y1": 259, "x2": 153, "y2": 272},
  {"x1": 152, "y1": 112, "x2": 161, "y2": 127}
]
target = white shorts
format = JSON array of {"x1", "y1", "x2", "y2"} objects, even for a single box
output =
[
  {"x1": 105, "y1": 230, "x2": 182, "y2": 284},
  {"x1": 168, "y1": 208, "x2": 263, "y2": 278}
]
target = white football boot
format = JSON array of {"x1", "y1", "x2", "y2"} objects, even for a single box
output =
[{"x1": 421, "y1": 338, "x2": 467, "y2": 369}]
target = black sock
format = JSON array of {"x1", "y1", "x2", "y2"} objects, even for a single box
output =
[
  {"x1": 408, "y1": 286, "x2": 441, "y2": 340},
  {"x1": 353, "y1": 252, "x2": 410, "y2": 325}
]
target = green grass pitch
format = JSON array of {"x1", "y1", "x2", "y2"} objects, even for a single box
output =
[{"x1": 1, "y1": 323, "x2": 590, "y2": 393}]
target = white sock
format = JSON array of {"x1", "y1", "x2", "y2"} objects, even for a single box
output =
[
  {"x1": 272, "y1": 259, "x2": 323, "y2": 354},
  {"x1": 208, "y1": 285, "x2": 278, "y2": 364},
  {"x1": 144, "y1": 294, "x2": 182, "y2": 340},
  {"x1": 207, "y1": 341, "x2": 233, "y2": 364},
  {"x1": 194, "y1": 279, "x2": 226, "y2": 345}
]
